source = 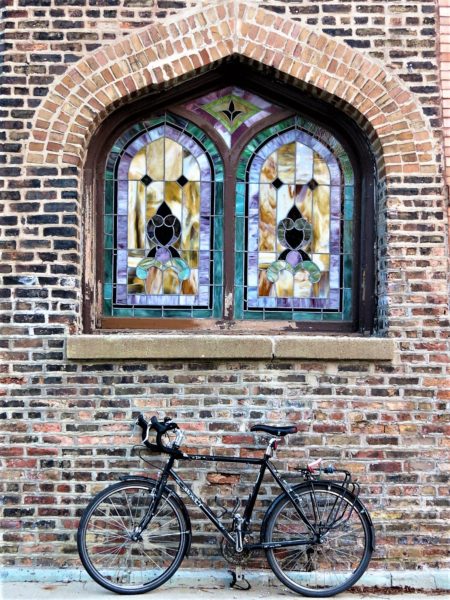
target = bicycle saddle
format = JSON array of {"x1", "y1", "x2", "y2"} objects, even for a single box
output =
[{"x1": 250, "y1": 424, "x2": 297, "y2": 436}]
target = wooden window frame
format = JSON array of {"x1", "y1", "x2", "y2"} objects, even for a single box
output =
[{"x1": 83, "y1": 63, "x2": 376, "y2": 334}]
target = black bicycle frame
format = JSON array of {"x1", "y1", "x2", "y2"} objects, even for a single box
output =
[{"x1": 139, "y1": 451, "x2": 317, "y2": 550}]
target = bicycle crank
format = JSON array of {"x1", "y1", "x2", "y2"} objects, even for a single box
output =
[{"x1": 220, "y1": 536, "x2": 252, "y2": 566}]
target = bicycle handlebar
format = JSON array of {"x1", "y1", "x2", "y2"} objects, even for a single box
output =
[{"x1": 137, "y1": 413, "x2": 181, "y2": 455}]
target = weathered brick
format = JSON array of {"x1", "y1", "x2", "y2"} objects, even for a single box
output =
[{"x1": 0, "y1": 0, "x2": 448, "y2": 580}]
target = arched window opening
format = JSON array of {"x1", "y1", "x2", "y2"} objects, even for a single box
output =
[
  {"x1": 94, "y1": 77, "x2": 375, "y2": 333},
  {"x1": 103, "y1": 115, "x2": 223, "y2": 320}
]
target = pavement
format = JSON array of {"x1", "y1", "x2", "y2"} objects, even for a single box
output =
[{"x1": 0, "y1": 581, "x2": 447, "y2": 600}]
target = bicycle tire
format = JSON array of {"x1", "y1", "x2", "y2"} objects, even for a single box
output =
[
  {"x1": 262, "y1": 481, "x2": 374, "y2": 597},
  {"x1": 77, "y1": 479, "x2": 189, "y2": 595}
]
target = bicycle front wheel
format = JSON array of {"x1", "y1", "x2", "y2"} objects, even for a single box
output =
[
  {"x1": 263, "y1": 482, "x2": 374, "y2": 597},
  {"x1": 77, "y1": 479, "x2": 189, "y2": 595}
]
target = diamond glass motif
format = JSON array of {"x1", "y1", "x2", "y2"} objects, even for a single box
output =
[
  {"x1": 176, "y1": 174, "x2": 188, "y2": 188},
  {"x1": 181, "y1": 87, "x2": 283, "y2": 148},
  {"x1": 140, "y1": 174, "x2": 152, "y2": 186},
  {"x1": 271, "y1": 177, "x2": 283, "y2": 190}
]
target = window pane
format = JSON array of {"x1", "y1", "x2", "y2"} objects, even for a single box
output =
[
  {"x1": 103, "y1": 115, "x2": 223, "y2": 319},
  {"x1": 235, "y1": 117, "x2": 354, "y2": 321},
  {"x1": 181, "y1": 86, "x2": 283, "y2": 148}
]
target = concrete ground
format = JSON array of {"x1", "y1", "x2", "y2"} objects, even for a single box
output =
[{"x1": 0, "y1": 581, "x2": 448, "y2": 600}]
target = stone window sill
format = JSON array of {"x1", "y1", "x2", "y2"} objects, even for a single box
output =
[{"x1": 66, "y1": 335, "x2": 394, "y2": 361}]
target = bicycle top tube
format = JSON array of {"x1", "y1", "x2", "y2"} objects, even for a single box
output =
[{"x1": 178, "y1": 452, "x2": 264, "y2": 465}]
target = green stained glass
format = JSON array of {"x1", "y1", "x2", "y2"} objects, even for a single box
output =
[
  {"x1": 292, "y1": 311, "x2": 323, "y2": 321},
  {"x1": 162, "y1": 309, "x2": 193, "y2": 318},
  {"x1": 344, "y1": 254, "x2": 353, "y2": 288},
  {"x1": 111, "y1": 307, "x2": 133, "y2": 317},
  {"x1": 236, "y1": 160, "x2": 247, "y2": 183},
  {"x1": 235, "y1": 250, "x2": 244, "y2": 282},
  {"x1": 235, "y1": 217, "x2": 245, "y2": 251},
  {"x1": 322, "y1": 312, "x2": 344, "y2": 321},
  {"x1": 104, "y1": 214, "x2": 113, "y2": 236},
  {"x1": 213, "y1": 216, "x2": 223, "y2": 251},
  {"x1": 343, "y1": 289, "x2": 352, "y2": 320},
  {"x1": 215, "y1": 183, "x2": 224, "y2": 216},
  {"x1": 104, "y1": 234, "x2": 113, "y2": 250},
  {"x1": 104, "y1": 256, "x2": 113, "y2": 284},
  {"x1": 104, "y1": 180, "x2": 114, "y2": 213},
  {"x1": 236, "y1": 185, "x2": 245, "y2": 217},
  {"x1": 103, "y1": 298, "x2": 112, "y2": 314},
  {"x1": 344, "y1": 221, "x2": 353, "y2": 254},
  {"x1": 104, "y1": 283, "x2": 112, "y2": 300},
  {"x1": 202, "y1": 94, "x2": 261, "y2": 133}
]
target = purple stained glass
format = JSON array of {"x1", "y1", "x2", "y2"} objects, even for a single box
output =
[
  {"x1": 247, "y1": 128, "x2": 342, "y2": 310},
  {"x1": 113, "y1": 123, "x2": 214, "y2": 307}
]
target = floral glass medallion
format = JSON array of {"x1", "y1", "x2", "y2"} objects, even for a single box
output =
[
  {"x1": 103, "y1": 114, "x2": 224, "y2": 319},
  {"x1": 182, "y1": 87, "x2": 282, "y2": 147},
  {"x1": 201, "y1": 94, "x2": 261, "y2": 133}
]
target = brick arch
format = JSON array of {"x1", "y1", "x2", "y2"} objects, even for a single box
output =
[{"x1": 26, "y1": 0, "x2": 435, "y2": 178}]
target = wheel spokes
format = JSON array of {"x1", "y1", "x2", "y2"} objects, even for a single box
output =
[
  {"x1": 269, "y1": 488, "x2": 368, "y2": 592},
  {"x1": 82, "y1": 484, "x2": 185, "y2": 591}
]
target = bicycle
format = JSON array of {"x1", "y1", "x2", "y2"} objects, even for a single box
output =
[{"x1": 77, "y1": 414, "x2": 375, "y2": 596}]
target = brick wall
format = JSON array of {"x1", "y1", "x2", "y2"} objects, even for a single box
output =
[{"x1": 1, "y1": 0, "x2": 449, "y2": 578}]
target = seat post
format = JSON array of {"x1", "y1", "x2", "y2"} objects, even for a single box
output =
[{"x1": 264, "y1": 437, "x2": 280, "y2": 458}]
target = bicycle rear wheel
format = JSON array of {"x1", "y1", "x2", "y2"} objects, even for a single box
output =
[
  {"x1": 263, "y1": 482, "x2": 374, "y2": 597},
  {"x1": 77, "y1": 479, "x2": 189, "y2": 594}
]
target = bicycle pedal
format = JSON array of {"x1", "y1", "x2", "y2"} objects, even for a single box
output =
[{"x1": 229, "y1": 568, "x2": 251, "y2": 591}]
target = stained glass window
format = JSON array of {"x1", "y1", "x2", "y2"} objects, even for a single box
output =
[
  {"x1": 235, "y1": 117, "x2": 354, "y2": 322},
  {"x1": 102, "y1": 90, "x2": 357, "y2": 326},
  {"x1": 103, "y1": 114, "x2": 223, "y2": 319}
]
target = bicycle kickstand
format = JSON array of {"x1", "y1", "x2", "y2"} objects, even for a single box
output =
[{"x1": 229, "y1": 567, "x2": 251, "y2": 591}]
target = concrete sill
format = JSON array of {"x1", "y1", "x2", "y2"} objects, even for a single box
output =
[{"x1": 66, "y1": 335, "x2": 395, "y2": 361}]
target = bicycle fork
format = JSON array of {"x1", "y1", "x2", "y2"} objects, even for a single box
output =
[{"x1": 131, "y1": 456, "x2": 176, "y2": 540}]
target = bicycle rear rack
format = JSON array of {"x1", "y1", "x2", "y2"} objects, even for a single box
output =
[
  {"x1": 288, "y1": 463, "x2": 362, "y2": 531},
  {"x1": 317, "y1": 469, "x2": 361, "y2": 531}
]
